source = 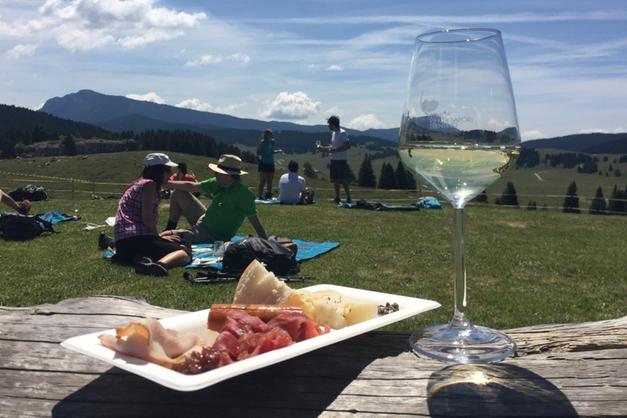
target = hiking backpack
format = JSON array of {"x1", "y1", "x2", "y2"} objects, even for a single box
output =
[
  {"x1": 222, "y1": 237, "x2": 300, "y2": 276},
  {"x1": 0, "y1": 214, "x2": 55, "y2": 240}
]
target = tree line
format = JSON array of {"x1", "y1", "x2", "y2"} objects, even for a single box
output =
[{"x1": 474, "y1": 181, "x2": 626, "y2": 215}]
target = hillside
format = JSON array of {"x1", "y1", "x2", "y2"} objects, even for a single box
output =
[
  {"x1": 523, "y1": 133, "x2": 627, "y2": 154},
  {"x1": 0, "y1": 104, "x2": 111, "y2": 138},
  {"x1": 40, "y1": 89, "x2": 399, "y2": 142}
]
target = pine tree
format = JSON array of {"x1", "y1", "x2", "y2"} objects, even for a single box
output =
[
  {"x1": 589, "y1": 186, "x2": 607, "y2": 215},
  {"x1": 62, "y1": 135, "x2": 77, "y2": 156},
  {"x1": 357, "y1": 154, "x2": 376, "y2": 187},
  {"x1": 394, "y1": 161, "x2": 408, "y2": 189},
  {"x1": 499, "y1": 182, "x2": 519, "y2": 207},
  {"x1": 608, "y1": 186, "x2": 625, "y2": 214},
  {"x1": 378, "y1": 163, "x2": 397, "y2": 189},
  {"x1": 562, "y1": 181, "x2": 580, "y2": 213}
]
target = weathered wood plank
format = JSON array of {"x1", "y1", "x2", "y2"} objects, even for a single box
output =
[{"x1": 1, "y1": 296, "x2": 626, "y2": 418}]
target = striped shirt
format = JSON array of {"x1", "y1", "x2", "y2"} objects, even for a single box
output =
[{"x1": 114, "y1": 178, "x2": 160, "y2": 242}]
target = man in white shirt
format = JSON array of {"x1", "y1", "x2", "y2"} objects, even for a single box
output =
[
  {"x1": 317, "y1": 115, "x2": 352, "y2": 203},
  {"x1": 279, "y1": 160, "x2": 313, "y2": 204}
]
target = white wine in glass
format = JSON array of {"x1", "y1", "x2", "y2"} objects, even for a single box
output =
[{"x1": 399, "y1": 28, "x2": 520, "y2": 363}]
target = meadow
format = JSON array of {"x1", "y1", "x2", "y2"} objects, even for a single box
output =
[{"x1": 0, "y1": 151, "x2": 625, "y2": 333}]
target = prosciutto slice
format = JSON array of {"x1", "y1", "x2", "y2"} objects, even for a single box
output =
[{"x1": 99, "y1": 318, "x2": 217, "y2": 368}]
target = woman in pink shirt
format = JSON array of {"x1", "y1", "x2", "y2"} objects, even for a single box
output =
[{"x1": 114, "y1": 153, "x2": 191, "y2": 276}]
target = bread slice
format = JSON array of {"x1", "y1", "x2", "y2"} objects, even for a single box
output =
[{"x1": 233, "y1": 260, "x2": 294, "y2": 305}]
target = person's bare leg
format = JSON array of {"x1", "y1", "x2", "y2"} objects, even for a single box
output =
[
  {"x1": 158, "y1": 249, "x2": 191, "y2": 269},
  {"x1": 333, "y1": 182, "x2": 341, "y2": 202},
  {"x1": 257, "y1": 175, "x2": 265, "y2": 198},
  {"x1": 166, "y1": 190, "x2": 202, "y2": 230},
  {"x1": 343, "y1": 181, "x2": 351, "y2": 202},
  {"x1": 267, "y1": 173, "x2": 274, "y2": 196}
]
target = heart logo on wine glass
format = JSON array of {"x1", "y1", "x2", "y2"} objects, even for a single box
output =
[{"x1": 421, "y1": 99, "x2": 439, "y2": 113}]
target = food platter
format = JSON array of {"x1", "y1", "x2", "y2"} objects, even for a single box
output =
[{"x1": 61, "y1": 284, "x2": 440, "y2": 391}]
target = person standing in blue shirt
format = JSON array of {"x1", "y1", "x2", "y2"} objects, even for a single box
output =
[{"x1": 256, "y1": 129, "x2": 283, "y2": 199}]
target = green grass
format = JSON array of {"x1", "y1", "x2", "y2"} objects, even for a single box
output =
[{"x1": 0, "y1": 152, "x2": 625, "y2": 332}]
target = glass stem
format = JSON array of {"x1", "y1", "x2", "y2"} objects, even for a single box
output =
[{"x1": 451, "y1": 208, "x2": 471, "y2": 328}]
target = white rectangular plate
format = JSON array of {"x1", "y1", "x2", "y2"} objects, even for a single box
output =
[{"x1": 61, "y1": 284, "x2": 440, "y2": 391}]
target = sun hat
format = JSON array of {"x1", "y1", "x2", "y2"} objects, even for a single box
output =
[
  {"x1": 208, "y1": 154, "x2": 248, "y2": 175},
  {"x1": 144, "y1": 153, "x2": 178, "y2": 168}
]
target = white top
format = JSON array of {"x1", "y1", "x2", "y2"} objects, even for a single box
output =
[
  {"x1": 330, "y1": 128, "x2": 349, "y2": 161},
  {"x1": 279, "y1": 172, "x2": 307, "y2": 204}
]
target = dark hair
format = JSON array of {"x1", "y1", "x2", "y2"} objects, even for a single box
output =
[
  {"x1": 288, "y1": 160, "x2": 299, "y2": 172},
  {"x1": 327, "y1": 115, "x2": 340, "y2": 128},
  {"x1": 177, "y1": 162, "x2": 188, "y2": 174},
  {"x1": 230, "y1": 174, "x2": 241, "y2": 181},
  {"x1": 263, "y1": 129, "x2": 273, "y2": 137},
  {"x1": 142, "y1": 164, "x2": 170, "y2": 188}
]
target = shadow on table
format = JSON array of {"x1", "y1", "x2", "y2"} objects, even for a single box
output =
[
  {"x1": 52, "y1": 333, "x2": 405, "y2": 418},
  {"x1": 427, "y1": 363, "x2": 578, "y2": 417}
]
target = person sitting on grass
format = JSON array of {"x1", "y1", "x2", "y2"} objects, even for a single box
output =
[
  {"x1": 161, "y1": 154, "x2": 268, "y2": 244},
  {"x1": 113, "y1": 153, "x2": 191, "y2": 277},
  {"x1": 0, "y1": 189, "x2": 31, "y2": 214},
  {"x1": 279, "y1": 160, "x2": 314, "y2": 205}
]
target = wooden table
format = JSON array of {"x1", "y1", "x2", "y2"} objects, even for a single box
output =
[{"x1": 1, "y1": 296, "x2": 625, "y2": 417}]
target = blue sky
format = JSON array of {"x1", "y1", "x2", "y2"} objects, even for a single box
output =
[{"x1": 1, "y1": 0, "x2": 626, "y2": 140}]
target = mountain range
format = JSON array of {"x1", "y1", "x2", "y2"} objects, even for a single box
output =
[
  {"x1": 0, "y1": 88, "x2": 623, "y2": 155},
  {"x1": 41, "y1": 89, "x2": 400, "y2": 141}
]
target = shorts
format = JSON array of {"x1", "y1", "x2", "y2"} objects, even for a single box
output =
[
  {"x1": 115, "y1": 235, "x2": 191, "y2": 264},
  {"x1": 258, "y1": 162, "x2": 275, "y2": 173},
  {"x1": 330, "y1": 160, "x2": 350, "y2": 182}
]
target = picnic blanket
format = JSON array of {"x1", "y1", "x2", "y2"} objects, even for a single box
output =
[
  {"x1": 37, "y1": 211, "x2": 80, "y2": 224},
  {"x1": 339, "y1": 199, "x2": 420, "y2": 211},
  {"x1": 255, "y1": 198, "x2": 281, "y2": 205},
  {"x1": 186, "y1": 236, "x2": 339, "y2": 269},
  {"x1": 2, "y1": 211, "x2": 80, "y2": 224},
  {"x1": 103, "y1": 236, "x2": 340, "y2": 270}
]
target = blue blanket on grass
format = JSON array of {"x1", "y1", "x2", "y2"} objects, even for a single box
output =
[
  {"x1": 255, "y1": 197, "x2": 281, "y2": 205},
  {"x1": 2, "y1": 211, "x2": 80, "y2": 224},
  {"x1": 186, "y1": 236, "x2": 339, "y2": 269},
  {"x1": 104, "y1": 236, "x2": 340, "y2": 270}
]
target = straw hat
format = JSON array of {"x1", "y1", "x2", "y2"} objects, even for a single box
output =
[{"x1": 208, "y1": 154, "x2": 248, "y2": 175}]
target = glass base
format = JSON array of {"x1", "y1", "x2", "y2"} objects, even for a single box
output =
[{"x1": 409, "y1": 323, "x2": 516, "y2": 363}]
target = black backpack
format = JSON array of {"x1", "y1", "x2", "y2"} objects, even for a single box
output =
[
  {"x1": 222, "y1": 237, "x2": 300, "y2": 276},
  {"x1": 9, "y1": 185, "x2": 48, "y2": 202},
  {"x1": 0, "y1": 214, "x2": 55, "y2": 240}
]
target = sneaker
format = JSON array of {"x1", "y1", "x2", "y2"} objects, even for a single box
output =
[
  {"x1": 135, "y1": 257, "x2": 169, "y2": 277},
  {"x1": 98, "y1": 232, "x2": 114, "y2": 249},
  {"x1": 334, "y1": 197, "x2": 341, "y2": 204}
]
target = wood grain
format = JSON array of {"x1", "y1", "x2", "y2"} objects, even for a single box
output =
[{"x1": 1, "y1": 296, "x2": 625, "y2": 417}]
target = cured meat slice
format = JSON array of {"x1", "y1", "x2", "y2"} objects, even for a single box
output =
[
  {"x1": 98, "y1": 318, "x2": 217, "y2": 368},
  {"x1": 268, "y1": 312, "x2": 329, "y2": 341}
]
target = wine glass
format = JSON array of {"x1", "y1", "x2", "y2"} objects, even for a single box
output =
[{"x1": 399, "y1": 28, "x2": 520, "y2": 363}]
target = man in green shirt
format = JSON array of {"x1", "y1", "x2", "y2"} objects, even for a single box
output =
[{"x1": 161, "y1": 154, "x2": 267, "y2": 244}]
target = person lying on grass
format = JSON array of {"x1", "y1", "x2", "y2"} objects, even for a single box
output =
[
  {"x1": 0, "y1": 189, "x2": 31, "y2": 215},
  {"x1": 113, "y1": 153, "x2": 191, "y2": 277},
  {"x1": 161, "y1": 154, "x2": 268, "y2": 245}
]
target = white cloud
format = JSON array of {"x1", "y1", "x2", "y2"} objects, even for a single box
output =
[
  {"x1": 184, "y1": 52, "x2": 250, "y2": 67},
  {"x1": 261, "y1": 91, "x2": 320, "y2": 120},
  {"x1": 5, "y1": 43, "x2": 38, "y2": 59},
  {"x1": 522, "y1": 130, "x2": 545, "y2": 140},
  {"x1": 126, "y1": 91, "x2": 165, "y2": 104},
  {"x1": 326, "y1": 64, "x2": 343, "y2": 71},
  {"x1": 176, "y1": 98, "x2": 244, "y2": 114},
  {"x1": 348, "y1": 114, "x2": 385, "y2": 130},
  {"x1": 8, "y1": 0, "x2": 206, "y2": 52}
]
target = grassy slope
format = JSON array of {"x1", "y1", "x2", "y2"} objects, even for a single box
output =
[{"x1": 0, "y1": 151, "x2": 625, "y2": 332}]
